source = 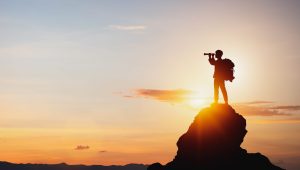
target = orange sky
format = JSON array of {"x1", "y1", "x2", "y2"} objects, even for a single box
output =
[{"x1": 0, "y1": 1, "x2": 300, "y2": 170}]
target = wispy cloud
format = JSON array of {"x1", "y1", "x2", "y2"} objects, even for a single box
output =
[
  {"x1": 232, "y1": 104, "x2": 291, "y2": 116},
  {"x1": 269, "y1": 105, "x2": 300, "y2": 111},
  {"x1": 250, "y1": 118, "x2": 300, "y2": 124},
  {"x1": 74, "y1": 145, "x2": 90, "y2": 150},
  {"x1": 135, "y1": 89, "x2": 192, "y2": 103},
  {"x1": 233, "y1": 103, "x2": 300, "y2": 116},
  {"x1": 109, "y1": 25, "x2": 146, "y2": 31},
  {"x1": 124, "y1": 88, "x2": 300, "y2": 117},
  {"x1": 241, "y1": 101, "x2": 274, "y2": 105}
]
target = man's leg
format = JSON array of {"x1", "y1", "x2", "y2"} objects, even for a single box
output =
[
  {"x1": 214, "y1": 78, "x2": 219, "y2": 103},
  {"x1": 220, "y1": 80, "x2": 228, "y2": 104}
]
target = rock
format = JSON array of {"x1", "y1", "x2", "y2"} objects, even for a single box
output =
[
  {"x1": 148, "y1": 104, "x2": 284, "y2": 170},
  {"x1": 148, "y1": 163, "x2": 164, "y2": 170}
]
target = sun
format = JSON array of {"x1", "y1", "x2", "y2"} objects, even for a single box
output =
[
  {"x1": 183, "y1": 91, "x2": 211, "y2": 109},
  {"x1": 187, "y1": 98, "x2": 208, "y2": 109}
]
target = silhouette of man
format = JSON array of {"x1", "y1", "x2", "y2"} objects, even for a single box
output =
[{"x1": 208, "y1": 50, "x2": 228, "y2": 104}]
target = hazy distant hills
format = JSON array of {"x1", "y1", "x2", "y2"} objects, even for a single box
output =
[{"x1": 0, "y1": 161, "x2": 147, "y2": 170}]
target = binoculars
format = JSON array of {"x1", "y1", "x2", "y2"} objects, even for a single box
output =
[{"x1": 204, "y1": 53, "x2": 214, "y2": 56}]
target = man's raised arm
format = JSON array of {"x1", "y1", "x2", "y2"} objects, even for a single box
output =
[{"x1": 208, "y1": 54, "x2": 216, "y2": 65}]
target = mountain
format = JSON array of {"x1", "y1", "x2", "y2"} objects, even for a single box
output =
[
  {"x1": 0, "y1": 161, "x2": 147, "y2": 170},
  {"x1": 148, "y1": 104, "x2": 284, "y2": 170}
]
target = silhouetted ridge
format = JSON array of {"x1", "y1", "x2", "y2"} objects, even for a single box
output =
[
  {"x1": 0, "y1": 161, "x2": 147, "y2": 170},
  {"x1": 148, "y1": 104, "x2": 284, "y2": 170}
]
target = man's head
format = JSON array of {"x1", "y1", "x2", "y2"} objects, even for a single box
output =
[{"x1": 215, "y1": 50, "x2": 223, "y2": 59}]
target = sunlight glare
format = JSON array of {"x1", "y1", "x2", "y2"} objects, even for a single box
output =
[
  {"x1": 185, "y1": 91, "x2": 211, "y2": 109},
  {"x1": 188, "y1": 98, "x2": 206, "y2": 108}
]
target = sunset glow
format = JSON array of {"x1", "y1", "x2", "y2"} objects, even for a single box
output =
[
  {"x1": 0, "y1": 1, "x2": 300, "y2": 170},
  {"x1": 187, "y1": 98, "x2": 207, "y2": 109}
]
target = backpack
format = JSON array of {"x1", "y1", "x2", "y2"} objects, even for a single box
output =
[{"x1": 221, "y1": 58, "x2": 235, "y2": 82}]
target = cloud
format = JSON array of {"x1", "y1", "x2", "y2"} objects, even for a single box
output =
[
  {"x1": 124, "y1": 88, "x2": 211, "y2": 109},
  {"x1": 269, "y1": 105, "x2": 300, "y2": 111},
  {"x1": 109, "y1": 25, "x2": 146, "y2": 31},
  {"x1": 124, "y1": 88, "x2": 300, "y2": 117},
  {"x1": 233, "y1": 103, "x2": 300, "y2": 116},
  {"x1": 241, "y1": 101, "x2": 274, "y2": 105},
  {"x1": 74, "y1": 145, "x2": 90, "y2": 150},
  {"x1": 135, "y1": 89, "x2": 192, "y2": 103},
  {"x1": 123, "y1": 95, "x2": 134, "y2": 98},
  {"x1": 99, "y1": 150, "x2": 107, "y2": 153},
  {"x1": 233, "y1": 104, "x2": 291, "y2": 116},
  {"x1": 251, "y1": 118, "x2": 300, "y2": 124}
]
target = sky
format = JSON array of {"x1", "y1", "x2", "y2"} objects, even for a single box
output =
[{"x1": 0, "y1": 0, "x2": 300, "y2": 169}]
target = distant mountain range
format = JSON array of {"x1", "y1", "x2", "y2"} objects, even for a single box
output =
[{"x1": 0, "y1": 161, "x2": 147, "y2": 170}]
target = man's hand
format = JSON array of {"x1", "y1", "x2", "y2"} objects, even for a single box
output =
[{"x1": 208, "y1": 53, "x2": 216, "y2": 65}]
